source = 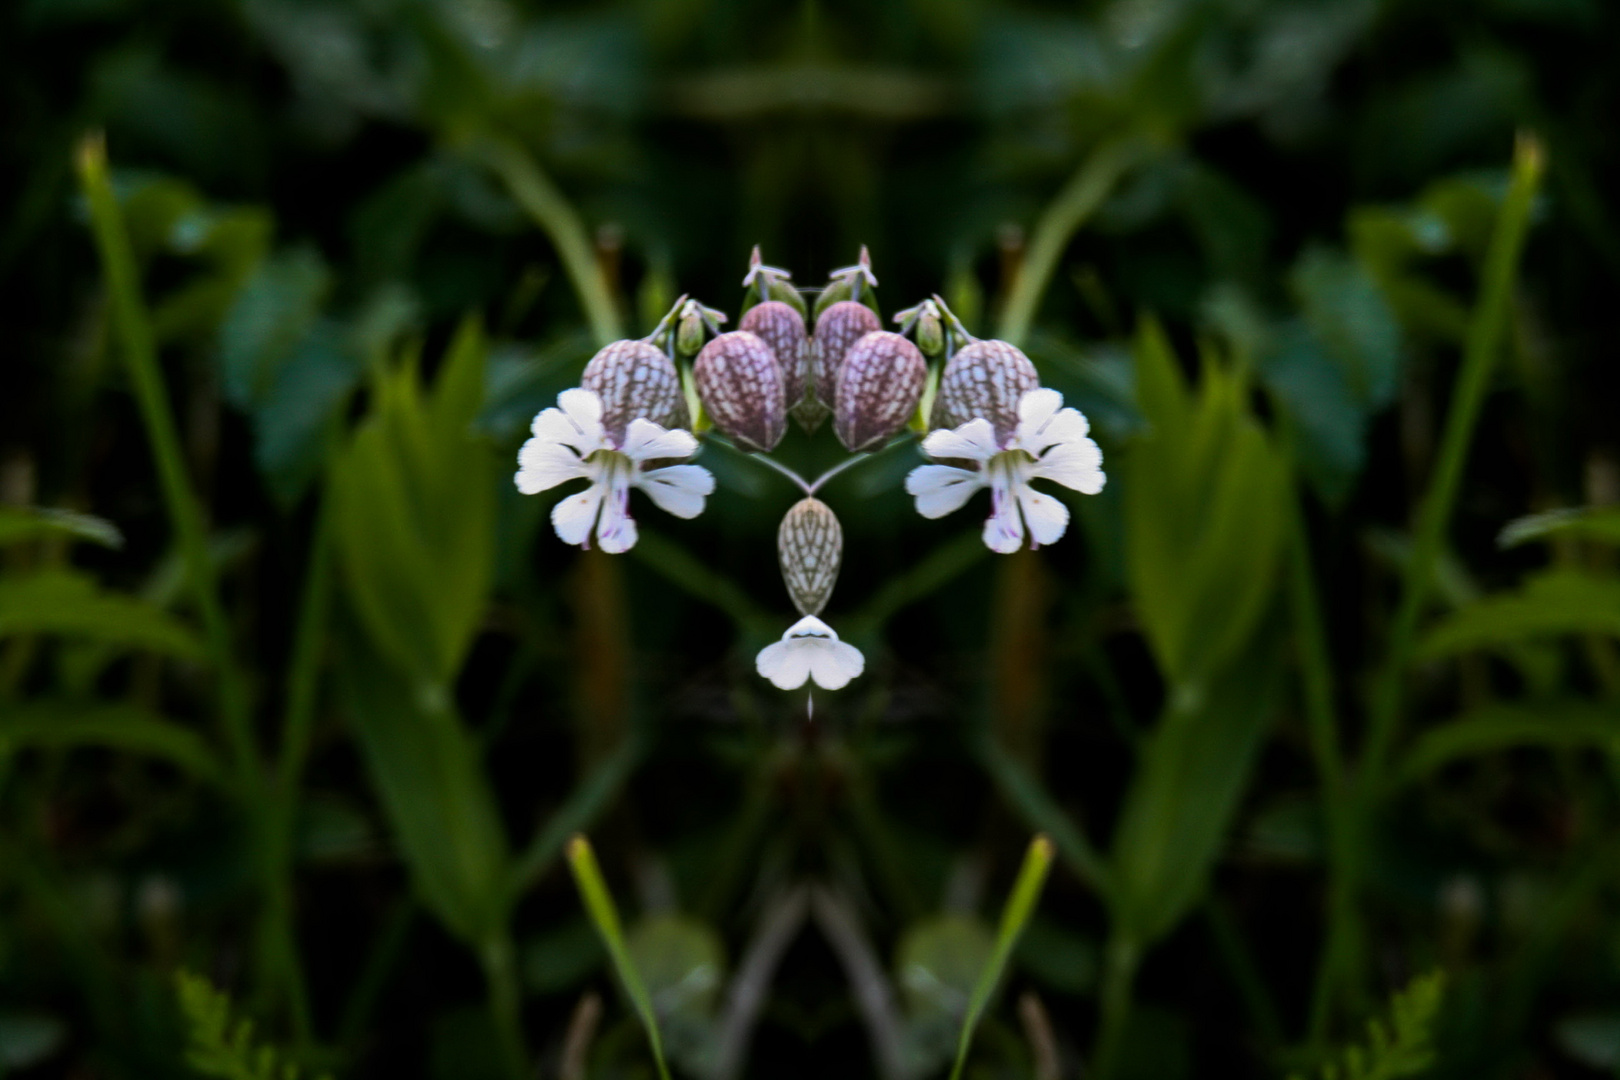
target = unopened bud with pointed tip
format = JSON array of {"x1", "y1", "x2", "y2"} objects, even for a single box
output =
[
  {"x1": 835, "y1": 331, "x2": 927, "y2": 452},
  {"x1": 931, "y1": 339, "x2": 1039, "y2": 439},
  {"x1": 693, "y1": 331, "x2": 787, "y2": 451},
  {"x1": 741, "y1": 301, "x2": 809, "y2": 408},
  {"x1": 778, "y1": 497, "x2": 842, "y2": 616},
  {"x1": 676, "y1": 311, "x2": 707, "y2": 357},
  {"x1": 811, "y1": 301, "x2": 882, "y2": 413},
  {"x1": 581, "y1": 339, "x2": 689, "y2": 443}
]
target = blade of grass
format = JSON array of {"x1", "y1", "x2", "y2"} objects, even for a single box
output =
[
  {"x1": 996, "y1": 138, "x2": 1146, "y2": 347},
  {"x1": 948, "y1": 835, "x2": 1055, "y2": 1080},
  {"x1": 1361, "y1": 133, "x2": 1546, "y2": 786},
  {"x1": 977, "y1": 734, "x2": 1111, "y2": 897},
  {"x1": 474, "y1": 136, "x2": 624, "y2": 347},
  {"x1": 631, "y1": 530, "x2": 778, "y2": 640},
  {"x1": 74, "y1": 132, "x2": 256, "y2": 779},
  {"x1": 566, "y1": 835, "x2": 673, "y2": 1080},
  {"x1": 509, "y1": 733, "x2": 642, "y2": 899}
]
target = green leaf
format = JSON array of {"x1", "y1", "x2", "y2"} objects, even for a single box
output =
[
  {"x1": 0, "y1": 702, "x2": 226, "y2": 786},
  {"x1": 1393, "y1": 702, "x2": 1620, "y2": 786},
  {"x1": 175, "y1": 969, "x2": 330, "y2": 1080},
  {"x1": 0, "y1": 506, "x2": 123, "y2": 548},
  {"x1": 1416, "y1": 569, "x2": 1620, "y2": 658},
  {"x1": 897, "y1": 914, "x2": 995, "y2": 1027},
  {"x1": 947, "y1": 835, "x2": 1054, "y2": 1080},
  {"x1": 1109, "y1": 626, "x2": 1284, "y2": 946},
  {"x1": 335, "y1": 624, "x2": 510, "y2": 949},
  {"x1": 330, "y1": 319, "x2": 496, "y2": 685},
  {"x1": 566, "y1": 835, "x2": 673, "y2": 1080},
  {"x1": 1499, "y1": 506, "x2": 1620, "y2": 548},
  {"x1": 1125, "y1": 319, "x2": 1289, "y2": 686},
  {"x1": 0, "y1": 569, "x2": 203, "y2": 659}
]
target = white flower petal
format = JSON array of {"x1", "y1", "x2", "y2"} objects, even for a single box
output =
[
  {"x1": 921, "y1": 418, "x2": 1000, "y2": 462},
  {"x1": 982, "y1": 473, "x2": 1026, "y2": 554},
  {"x1": 595, "y1": 483, "x2": 638, "y2": 553},
  {"x1": 622, "y1": 418, "x2": 699, "y2": 463},
  {"x1": 531, "y1": 389, "x2": 610, "y2": 456},
  {"x1": 1032, "y1": 437, "x2": 1106, "y2": 494},
  {"x1": 905, "y1": 464, "x2": 984, "y2": 519},
  {"x1": 1013, "y1": 388, "x2": 1064, "y2": 443},
  {"x1": 551, "y1": 484, "x2": 604, "y2": 547},
  {"x1": 1019, "y1": 407, "x2": 1091, "y2": 457},
  {"x1": 637, "y1": 464, "x2": 715, "y2": 519},
  {"x1": 755, "y1": 617, "x2": 866, "y2": 691},
  {"x1": 806, "y1": 638, "x2": 865, "y2": 689},
  {"x1": 756, "y1": 638, "x2": 816, "y2": 689},
  {"x1": 515, "y1": 437, "x2": 590, "y2": 494},
  {"x1": 1017, "y1": 485, "x2": 1070, "y2": 548}
]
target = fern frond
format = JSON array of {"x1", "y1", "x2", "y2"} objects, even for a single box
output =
[
  {"x1": 174, "y1": 970, "x2": 327, "y2": 1080},
  {"x1": 1296, "y1": 971, "x2": 1445, "y2": 1080}
]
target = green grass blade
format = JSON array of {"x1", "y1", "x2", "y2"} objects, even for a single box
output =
[
  {"x1": 74, "y1": 133, "x2": 256, "y2": 781},
  {"x1": 566, "y1": 834, "x2": 672, "y2": 1080},
  {"x1": 948, "y1": 835, "x2": 1055, "y2": 1080},
  {"x1": 1362, "y1": 133, "x2": 1546, "y2": 783}
]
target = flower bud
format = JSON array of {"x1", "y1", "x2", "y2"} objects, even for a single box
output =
[
  {"x1": 676, "y1": 311, "x2": 707, "y2": 357},
  {"x1": 740, "y1": 301, "x2": 809, "y2": 409},
  {"x1": 915, "y1": 308, "x2": 945, "y2": 357},
  {"x1": 931, "y1": 339, "x2": 1039, "y2": 439},
  {"x1": 811, "y1": 301, "x2": 882, "y2": 412},
  {"x1": 834, "y1": 331, "x2": 927, "y2": 452},
  {"x1": 581, "y1": 339, "x2": 689, "y2": 443},
  {"x1": 693, "y1": 331, "x2": 787, "y2": 452},
  {"x1": 778, "y1": 497, "x2": 842, "y2": 616}
]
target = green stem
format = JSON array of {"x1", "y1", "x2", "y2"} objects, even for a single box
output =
[
  {"x1": 1092, "y1": 933, "x2": 1139, "y2": 1080},
  {"x1": 482, "y1": 933, "x2": 530, "y2": 1080},
  {"x1": 1285, "y1": 491, "x2": 1364, "y2": 1040},
  {"x1": 1360, "y1": 134, "x2": 1545, "y2": 789},
  {"x1": 475, "y1": 136, "x2": 624, "y2": 347},
  {"x1": 75, "y1": 133, "x2": 257, "y2": 782},
  {"x1": 996, "y1": 138, "x2": 1146, "y2": 347}
]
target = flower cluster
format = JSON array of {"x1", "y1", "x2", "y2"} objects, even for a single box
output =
[{"x1": 513, "y1": 249, "x2": 1105, "y2": 698}]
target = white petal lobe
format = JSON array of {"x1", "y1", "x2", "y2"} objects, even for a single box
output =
[
  {"x1": 905, "y1": 465, "x2": 983, "y2": 519},
  {"x1": 637, "y1": 464, "x2": 715, "y2": 519},
  {"x1": 551, "y1": 486, "x2": 604, "y2": 547},
  {"x1": 622, "y1": 418, "x2": 699, "y2": 463},
  {"x1": 921, "y1": 418, "x2": 1000, "y2": 462}
]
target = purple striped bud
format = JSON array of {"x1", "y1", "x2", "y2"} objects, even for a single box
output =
[
  {"x1": 693, "y1": 331, "x2": 787, "y2": 452},
  {"x1": 811, "y1": 301, "x2": 882, "y2": 414},
  {"x1": 740, "y1": 301, "x2": 810, "y2": 410},
  {"x1": 778, "y1": 497, "x2": 842, "y2": 616},
  {"x1": 834, "y1": 331, "x2": 927, "y2": 452},
  {"x1": 931, "y1": 339, "x2": 1039, "y2": 440},
  {"x1": 581, "y1": 339, "x2": 689, "y2": 444}
]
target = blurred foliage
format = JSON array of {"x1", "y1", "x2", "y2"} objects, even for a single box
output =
[{"x1": 3, "y1": 0, "x2": 1620, "y2": 1077}]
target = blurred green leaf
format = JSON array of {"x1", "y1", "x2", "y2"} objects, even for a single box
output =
[
  {"x1": 335, "y1": 625, "x2": 510, "y2": 948},
  {"x1": 1110, "y1": 625, "x2": 1284, "y2": 946},
  {"x1": 1125, "y1": 318, "x2": 1289, "y2": 687},
  {"x1": 0, "y1": 569, "x2": 203, "y2": 659},
  {"x1": 626, "y1": 913, "x2": 726, "y2": 1024},
  {"x1": 1394, "y1": 702, "x2": 1620, "y2": 785},
  {"x1": 330, "y1": 319, "x2": 496, "y2": 685},
  {"x1": 0, "y1": 506, "x2": 123, "y2": 548},
  {"x1": 1416, "y1": 569, "x2": 1620, "y2": 658},
  {"x1": 0, "y1": 702, "x2": 226, "y2": 785},
  {"x1": 897, "y1": 914, "x2": 995, "y2": 1026},
  {"x1": 521, "y1": 917, "x2": 604, "y2": 994},
  {"x1": 1499, "y1": 506, "x2": 1620, "y2": 548}
]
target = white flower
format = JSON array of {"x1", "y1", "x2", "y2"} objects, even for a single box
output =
[
  {"x1": 515, "y1": 388, "x2": 715, "y2": 554},
  {"x1": 904, "y1": 388, "x2": 1105, "y2": 553},
  {"x1": 755, "y1": 615, "x2": 865, "y2": 690}
]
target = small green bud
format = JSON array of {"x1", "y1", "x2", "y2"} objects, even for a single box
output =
[{"x1": 676, "y1": 312, "x2": 707, "y2": 357}]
